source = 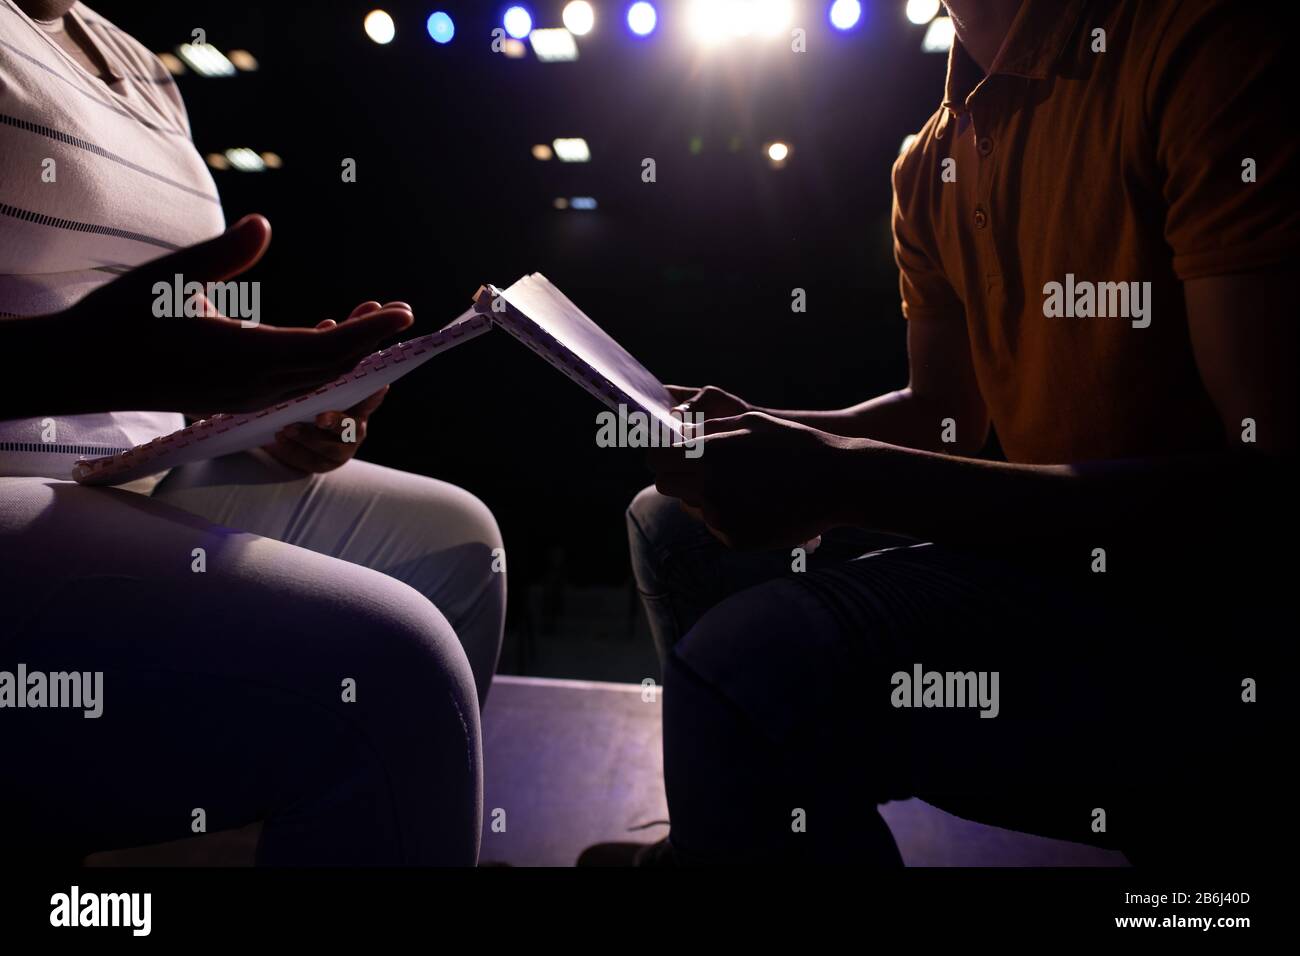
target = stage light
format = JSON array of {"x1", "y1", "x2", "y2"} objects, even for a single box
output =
[
  {"x1": 260, "y1": 151, "x2": 283, "y2": 169},
  {"x1": 922, "y1": 15, "x2": 954, "y2": 52},
  {"x1": 767, "y1": 141, "x2": 790, "y2": 162},
  {"x1": 176, "y1": 42, "x2": 236, "y2": 77},
  {"x1": 503, "y1": 6, "x2": 533, "y2": 40},
  {"x1": 530, "y1": 28, "x2": 579, "y2": 61},
  {"x1": 427, "y1": 11, "x2": 455, "y2": 44},
  {"x1": 502, "y1": 38, "x2": 528, "y2": 57},
  {"x1": 829, "y1": 0, "x2": 862, "y2": 31},
  {"x1": 905, "y1": 0, "x2": 940, "y2": 25},
  {"x1": 563, "y1": 2, "x2": 595, "y2": 36},
  {"x1": 364, "y1": 10, "x2": 396, "y2": 45},
  {"x1": 224, "y1": 148, "x2": 265, "y2": 172},
  {"x1": 755, "y1": 0, "x2": 794, "y2": 36},
  {"x1": 553, "y1": 197, "x2": 570, "y2": 209},
  {"x1": 227, "y1": 49, "x2": 258, "y2": 71},
  {"x1": 532, "y1": 143, "x2": 554, "y2": 160},
  {"x1": 552, "y1": 137, "x2": 591, "y2": 162},
  {"x1": 156, "y1": 51, "x2": 185, "y2": 75},
  {"x1": 570, "y1": 197, "x2": 598, "y2": 210},
  {"x1": 688, "y1": 0, "x2": 731, "y2": 45},
  {"x1": 205, "y1": 153, "x2": 228, "y2": 170},
  {"x1": 627, "y1": 2, "x2": 657, "y2": 36}
]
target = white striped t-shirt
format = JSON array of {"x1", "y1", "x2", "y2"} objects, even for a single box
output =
[{"x1": 0, "y1": 0, "x2": 225, "y2": 485}]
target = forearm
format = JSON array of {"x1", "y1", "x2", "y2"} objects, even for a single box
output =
[
  {"x1": 762, "y1": 387, "x2": 988, "y2": 455},
  {"x1": 829, "y1": 439, "x2": 1294, "y2": 553}
]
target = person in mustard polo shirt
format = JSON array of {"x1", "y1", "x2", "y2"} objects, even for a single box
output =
[{"x1": 602, "y1": 0, "x2": 1294, "y2": 866}]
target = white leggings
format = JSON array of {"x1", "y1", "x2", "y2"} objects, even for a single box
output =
[{"x1": 0, "y1": 451, "x2": 505, "y2": 865}]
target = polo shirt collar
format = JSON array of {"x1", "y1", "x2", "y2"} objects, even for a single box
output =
[{"x1": 941, "y1": 0, "x2": 1089, "y2": 115}]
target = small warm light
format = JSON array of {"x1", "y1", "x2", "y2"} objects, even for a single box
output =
[
  {"x1": 905, "y1": 0, "x2": 940, "y2": 25},
  {"x1": 227, "y1": 49, "x2": 258, "y2": 71},
  {"x1": 627, "y1": 1, "x2": 658, "y2": 36},
  {"x1": 501, "y1": 38, "x2": 528, "y2": 58},
  {"x1": 206, "y1": 152, "x2": 229, "y2": 170},
  {"x1": 553, "y1": 197, "x2": 569, "y2": 209},
  {"x1": 829, "y1": 0, "x2": 862, "y2": 31},
  {"x1": 532, "y1": 143, "x2": 554, "y2": 161},
  {"x1": 503, "y1": 6, "x2": 533, "y2": 40},
  {"x1": 552, "y1": 137, "x2": 591, "y2": 162},
  {"x1": 260, "y1": 151, "x2": 283, "y2": 169},
  {"x1": 922, "y1": 15, "x2": 954, "y2": 52},
  {"x1": 562, "y1": 1, "x2": 595, "y2": 36},
  {"x1": 364, "y1": 10, "x2": 396, "y2": 45},
  {"x1": 767, "y1": 141, "x2": 790, "y2": 162},
  {"x1": 156, "y1": 51, "x2": 185, "y2": 75}
]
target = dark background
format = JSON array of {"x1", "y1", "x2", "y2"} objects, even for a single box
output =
[{"x1": 95, "y1": 0, "x2": 948, "y2": 677}]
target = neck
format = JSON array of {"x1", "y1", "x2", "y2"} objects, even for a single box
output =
[
  {"x1": 16, "y1": 0, "x2": 77, "y2": 21},
  {"x1": 943, "y1": 0, "x2": 1023, "y2": 73}
]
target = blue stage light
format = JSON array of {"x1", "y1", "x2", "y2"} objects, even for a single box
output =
[
  {"x1": 829, "y1": 0, "x2": 862, "y2": 31},
  {"x1": 427, "y1": 11, "x2": 454, "y2": 44},
  {"x1": 503, "y1": 6, "x2": 533, "y2": 40},
  {"x1": 627, "y1": 2, "x2": 657, "y2": 37}
]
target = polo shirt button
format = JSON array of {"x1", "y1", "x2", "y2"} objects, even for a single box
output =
[
  {"x1": 977, "y1": 136, "x2": 993, "y2": 156},
  {"x1": 974, "y1": 206, "x2": 988, "y2": 229}
]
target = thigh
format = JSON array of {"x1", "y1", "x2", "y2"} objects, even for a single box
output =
[
  {"x1": 669, "y1": 542, "x2": 1140, "y2": 846},
  {"x1": 0, "y1": 477, "x2": 481, "y2": 862}
]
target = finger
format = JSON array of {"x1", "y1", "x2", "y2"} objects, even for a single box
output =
[
  {"x1": 123, "y1": 215, "x2": 271, "y2": 299},
  {"x1": 345, "y1": 386, "x2": 388, "y2": 419},
  {"x1": 299, "y1": 307, "x2": 414, "y2": 367},
  {"x1": 665, "y1": 385, "x2": 702, "y2": 407},
  {"x1": 381, "y1": 301, "x2": 412, "y2": 312},
  {"x1": 263, "y1": 434, "x2": 324, "y2": 473},
  {"x1": 315, "y1": 319, "x2": 337, "y2": 330},
  {"x1": 348, "y1": 301, "x2": 384, "y2": 320}
]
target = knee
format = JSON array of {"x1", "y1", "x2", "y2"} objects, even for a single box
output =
[{"x1": 627, "y1": 484, "x2": 699, "y2": 569}]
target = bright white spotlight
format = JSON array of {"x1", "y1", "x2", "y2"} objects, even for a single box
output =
[
  {"x1": 553, "y1": 137, "x2": 591, "y2": 162},
  {"x1": 688, "y1": 0, "x2": 731, "y2": 44},
  {"x1": 563, "y1": 1, "x2": 595, "y2": 36},
  {"x1": 906, "y1": 0, "x2": 940, "y2": 25},
  {"x1": 627, "y1": 1, "x2": 657, "y2": 36},
  {"x1": 503, "y1": 6, "x2": 533, "y2": 40},
  {"x1": 755, "y1": 0, "x2": 794, "y2": 36},
  {"x1": 224, "y1": 147, "x2": 265, "y2": 172},
  {"x1": 176, "y1": 42, "x2": 236, "y2": 77},
  {"x1": 922, "y1": 15, "x2": 954, "y2": 52},
  {"x1": 829, "y1": 0, "x2": 862, "y2": 31},
  {"x1": 767, "y1": 141, "x2": 790, "y2": 162},
  {"x1": 530, "y1": 28, "x2": 579, "y2": 62},
  {"x1": 363, "y1": 9, "x2": 396, "y2": 45}
]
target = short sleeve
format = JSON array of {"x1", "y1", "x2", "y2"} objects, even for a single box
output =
[
  {"x1": 891, "y1": 141, "x2": 964, "y2": 321},
  {"x1": 1147, "y1": 0, "x2": 1300, "y2": 280}
]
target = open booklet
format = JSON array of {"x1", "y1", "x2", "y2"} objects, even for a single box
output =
[{"x1": 73, "y1": 274, "x2": 684, "y2": 486}]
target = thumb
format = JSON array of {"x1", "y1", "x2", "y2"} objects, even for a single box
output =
[{"x1": 122, "y1": 214, "x2": 271, "y2": 298}]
